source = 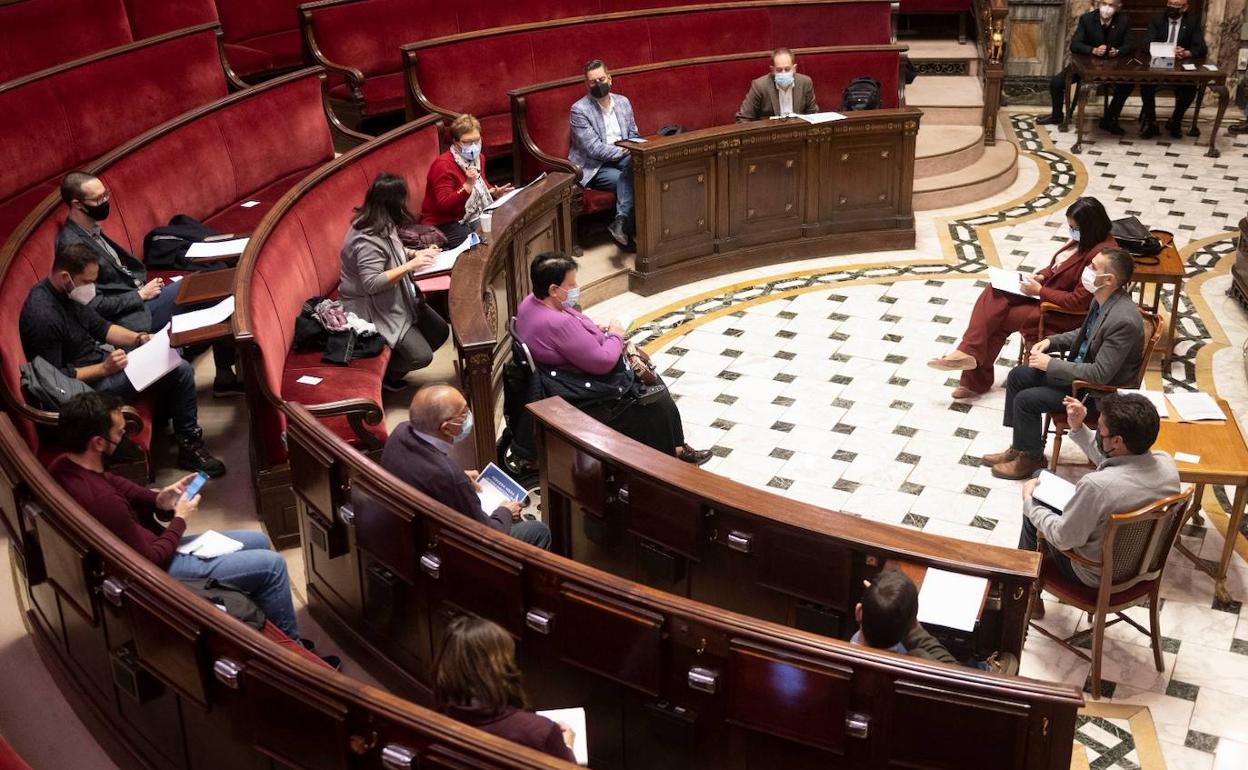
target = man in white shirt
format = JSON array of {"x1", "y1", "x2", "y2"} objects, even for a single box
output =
[
  {"x1": 1138, "y1": 0, "x2": 1206, "y2": 139},
  {"x1": 736, "y1": 48, "x2": 819, "y2": 122},
  {"x1": 568, "y1": 59, "x2": 642, "y2": 249}
]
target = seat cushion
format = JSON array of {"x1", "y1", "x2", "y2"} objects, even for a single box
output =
[
  {"x1": 202, "y1": 167, "x2": 320, "y2": 235},
  {"x1": 224, "y1": 43, "x2": 277, "y2": 78},
  {"x1": 1040, "y1": 554, "x2": 1153, "y2": 607},
  {"x1": 330, "y1": 72, "x2": 405, "y2": 117},
  {"x1": 261, "y1": 620, "x2": 332, "y2": 668},
  {"x1": 581, "y1": 189, "x2": 616, "y2": 216},
  {"x1": 35, "y1": 397, "x2": 155, "y2": 468},
  {"x1": 280, "y1": 348, "x2": 390, "y2": 448},
  {"x1": 239, "y1": 29, "x2": 305, "y2": 72}
]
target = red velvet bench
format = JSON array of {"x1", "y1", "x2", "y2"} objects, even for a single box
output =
[
  {"x1": 510, "y1": 45, "x2": 904, "y2": 224},
  {"x1": 233, "y1": 115, "x2": 444, "y2": 544},
  {"x1": 214, "y1": 0, "x2": 309, "y2": 79},
  {"x1": 404, "y1": 0, "x2": 896, "y2": 159}
]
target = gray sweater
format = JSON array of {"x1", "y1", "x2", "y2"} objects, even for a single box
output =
[
  {"x1": 1025, "y1": 425, "x2": 1180, "y2": 586},
  {"x1": 338, "y1": 225, "x2": 419, "y2": 348}
]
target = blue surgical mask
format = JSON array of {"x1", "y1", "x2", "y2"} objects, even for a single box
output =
[
  {"x1": 1069, "y1": 227, "x2": 1081, "y2": 244},
  {"x1": 451, "y1": 410, "x2": 473, "y2": 443},
  {"x1": 561, "y1": 286, "x2": 580, "y2": 309},
  {"x1": 774, "y1": 71, "x2": 795, "y2": 89},
  {"x1": 458, "y1": 142, "x2": 482, "y2": 163}
]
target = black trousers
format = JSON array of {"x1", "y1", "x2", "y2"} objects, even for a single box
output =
[
  {"x1": 436, "y1": 220, "x2": 474, "y2": 249},
  {"x1": 386, "y1": 302, "x2": 450, "y2": 379},
  {"x1": 1002, "y1": 365, "x2": 1068, "y2": 458},
  {"x1": 1139, "y1": 84, "x2": 1197, "y2": 127},
  {"x1": 1048, "y1": 68, "x2": 1132, "y2": 121}
]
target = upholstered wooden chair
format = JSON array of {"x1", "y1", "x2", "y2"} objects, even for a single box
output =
[
  {"x1": 1016, "y1": 301, "x2": 1088, "y2": 364},
  {"x1": 1043, "y1": 307, "x2": 1162, "y2": 471},
  {"x1": 1028, "y1": 488, "x2": 1193, "y2": 699}
]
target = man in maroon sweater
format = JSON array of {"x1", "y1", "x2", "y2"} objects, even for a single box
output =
[{"x1": 50, "y1": 392, "x2": 302, "y2": 641}]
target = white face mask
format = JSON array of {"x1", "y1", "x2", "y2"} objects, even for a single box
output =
[
  {"x1": 1099, "y1": 4, "x2": 1115, "y2": 20},
  {"x1": 450, "y1": 410, "x2": 473, "y2": 443},
  {"x1": 1081, "y1": 266, "x2": 1103, "y2": 294},
  {"x1": 67, "y1": 276, "x2": 96, "y2": 305}
]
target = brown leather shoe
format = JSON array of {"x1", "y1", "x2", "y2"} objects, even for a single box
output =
[
  {"x1": 951, "y1": 386, "x2": 981, "y2": 399},
  {"x1": 980, "y1": 447, "x2": 1019, "y2": 466},
  {"x1": 927, "y1": 351, "x2": 977, "y2": 371},
  {"x1": 992, "y1": 453, "x2": 1046, "y2": 480}
]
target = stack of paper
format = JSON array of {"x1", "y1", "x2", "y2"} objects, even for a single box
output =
[
  {"x1": 176, "y1": 530, "x2": 244, "y2": 559},
  {"x1": 1117, "y1": 388, "x2": 1169, "y2": 415},
  {"x1": 476, "y1": 462, "x2": 527, "y2": 513},
  {"x1": 1032, "y1": 470, "x2": 1077, "y2": 513},
  {"x1": 1166, "y1": 391, "x2": 1224, "y2": 422},
  {"x1": 410, "y1": 232, "x2": 480, "y2": 278},
  {"x1": 796, "y1": 111, "x2": 846, "y2": 125},
  {"x1": 185, "y1": 237, "x2": 249, "y2": 261},
  {"x1": 124, "y1": 325, "x2": 183, "y2": 393},
  {"x1": 170, "y1": 296, "x2": 235, "y2": 334},
  {"x1": 916, "y1": 569, "x2": 988, "y2": 633},
  {"x1": 484, "y1": 172, "x2": 548, "y2": 212},
  {"x1": 535, "y1": 707, "x2": 588, "y2": 765},
  {"x1": 987, "y1": 267, "x2": 1034, "y2": 298}
]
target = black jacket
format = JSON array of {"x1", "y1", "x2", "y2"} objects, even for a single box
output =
[
  {"x1": 1147, "y1": 11, "x2": 1207, "y2": 57},
  {"x1": 1070, "y1": 10, "x2": 1133, "y2": 56},
  {"x1": 56, "y1": 219, "x2": 150, "y2": 332}
]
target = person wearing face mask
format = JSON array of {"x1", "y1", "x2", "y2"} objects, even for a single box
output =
[
  {"x1": 1138, "y1": 0, "x2": 1206, "y2": 139},
  {"x1": 569, "y1": 59, "x2": 642, "y2": 250},
  {"x1": 54, "y1": 172, "x2": 244, "y2": 397},
  {"x1": 1018, "y1": 393, "x2": 1179, "y2": 591},
  {"x1": 341, "y1": 172, "x2": 449, "y2": 390},
  {"x1": 984, "y1": 248, "x2": 1144, "y2": 480},
  {"x1": 929, "y1": 196, "x2": 1115, "y2": 399},
  {"x1": 377, "y1": 384, "x2": 553, "y2": 548},
  {"x1": 420, "y1": 114, "x2": 514, "y2": 248},
  {"x1": 20, "y1": 243, "x2": 226, "y2": 476},
  {"x1": 1037, "y1": 0, "x2": 1133, "y2": 134},
  {"x1": 736, "y1": 48, "x2": 818, "y2": 122},
  {"x1": 514, "y1": 252, "x2": 711, "y2": 464}
]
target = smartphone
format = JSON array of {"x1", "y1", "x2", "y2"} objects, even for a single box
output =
[{"x1": 183, "y1": 471, "x2": 210, "y2": 500}]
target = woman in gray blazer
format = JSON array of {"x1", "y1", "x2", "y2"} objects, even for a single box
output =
[{"x1": 339, "y1": 173, "x2": 449, "y2": 389}]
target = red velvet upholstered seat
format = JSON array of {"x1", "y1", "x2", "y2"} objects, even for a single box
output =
[
  {"x1": 0, "y1": 0, "x2": 134, "y2": 83},
  {"x1": 327, "y1": 72, "x2": 406, "y2": 118},
  {"x1": 1039, "y1": 554, "x2": 1154, "y2": 610},
  {"x1": 214, "y1": 0, "x2": 306, "y2": 77}
]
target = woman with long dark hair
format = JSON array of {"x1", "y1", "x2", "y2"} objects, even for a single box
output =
[
  {"x1": 339, "y1": 172, "x2": 449, "y2": 389},
  {"x1": 434, "y1": 616, "x2": 577, "y2": 761},
  {"x1": 928, "y1": 196, "x2": 1116, "y2": 398}
]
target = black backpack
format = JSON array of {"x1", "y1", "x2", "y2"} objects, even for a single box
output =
[
  {"x1": 841, "y1": 77, "x2": 882, "y2": 111},
  {"x1": 143, "y1": 214, "x2": 228, "y2": 271},
  {"x1": 178, "y1": 577, "x2": 266, "y2": 631}
]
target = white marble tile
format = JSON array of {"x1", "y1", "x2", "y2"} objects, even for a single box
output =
[
  {"x1": 1213, "y1": 738, "x2": 1248, "y2": 770},
  {"x1": 1191, "y1": 687, "x2": 1248, "y2": 745},
  {"x1": 712, "y1": 451, "x2": 788, "y2": 487},
  {"x1": 1173, "y1": 642, "x2": 1248, "y2": 698},
  {"x1": 1160, "y1": 600, "x2": 1239, "y2": 652},
  {"x1": 1161, "y1": 741, "x2": 1216, "y2": 770},
  {"x1": 842, "y1": 485, "x2": 915, "y2": 519},
  {"x1": 1111, "y1": 684, "x2": 1195, "y2": 747},
  {"x1": 784, "y1": 482, "x2": 850, "y2": 510}
]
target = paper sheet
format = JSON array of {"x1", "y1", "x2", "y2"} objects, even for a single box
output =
[
  {"x1": 1117, "y1": 388, "x2": 1169, "y2": 415},
  {"x1": 123, "y1": 325, "x2": 183, "y2": 392},
  {"x1": 987, "y1": 267, "x2": 1035, "y2": 298},
  {"x1": 796, "y1": 111, "x2": 846, "y2": 125},
  {"x1": 535, "y1": 707, "x2": 588, "y2": 765},
  {"x1": 296, "y1": 375, "x2": 322, "y2": 386},
  {"x1": 476, "y1": 462, "x2": 527, "y2": 513},
  {"x1": 170, "y1": 296, "x2": 234, "y2": 334},
  {"x1": 1033, "y1": 470, "x2": 1077, "y2": 513},
  {"x1": 186, "y1": 237, "x2": 249, "y2": 260},
  {"x1": 176, "y1": 530, "x2": 244, "y2": 559},
  {"x1": 1174, "y1": 451, "x2": 1201, "y2": 464},
  {"x1": 1166, "y1": 391, "x2": 1224, "y2": 422},
  {"x1": 240, "y1": 200, "x2": 261, "y2": 208},
  {"x1": 484, "y1": 172, "x2": 548, "y2": 212},
  {"x1": 916, "y1": 568, "x2": 988, "y2": 633},
  {"x1": 410, "y1": 231, "x2": 480, "y2": 277}
]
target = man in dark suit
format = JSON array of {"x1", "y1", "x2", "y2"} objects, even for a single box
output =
[
  {"x1": 1138, "y1": 0, "x2": 1206, "y2": 138},
  {"x1": 983, "y1": 248, "x2": 1144, "y2": 479},
  {"x1": 1038, "y1": 0, "x2": 1133, "y2": 135},
  {"x1": 736, "y1": 48, "x2": 818, "y2": 122},
  {"x1": 379, "y1": 385, "x2": 552, "y2": 549},
  {"x1": 56, "y1": 171, "x2": 243, "y2": 396}
]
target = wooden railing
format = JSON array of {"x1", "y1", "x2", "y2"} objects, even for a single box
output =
[{"x1": 975, "y1": 0, "x2": 1008, "y2": 144}]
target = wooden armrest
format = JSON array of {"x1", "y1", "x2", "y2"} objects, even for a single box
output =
[
  {"x1": 1071, "y1": 380, "x2": 1120, "y2": 396},
  {"x1": 119, "y1": 405, "x2": 145, "y2": 437},
  {"x1": 1060, "y1": 549, "x2": 1100, "y2": 568},
  {"x1": 303, "y1": 397, "x2": 384, "y2": 452},
  {"x1": 1039, "y1": 302, "x2": 1085, "y2": 316}
]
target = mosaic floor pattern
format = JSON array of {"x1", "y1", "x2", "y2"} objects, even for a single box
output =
[{"x1": 588, "y1": 112, "x2": 1248, "y2": 769}]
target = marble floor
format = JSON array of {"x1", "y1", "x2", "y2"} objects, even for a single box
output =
[{"x1": 589, "y1": 110, "x2": 1248, "y2": 770}]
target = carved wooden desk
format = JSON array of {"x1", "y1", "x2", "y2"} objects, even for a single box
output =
[
  {"x1": 1061, "y1": 53, "x2": 1229, "y2": 156},
  {"x1": 619, "y1": 108, "x2": 922, "y2": 295}
]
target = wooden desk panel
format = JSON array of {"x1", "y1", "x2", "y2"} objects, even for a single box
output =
[{"x1": 623, "y1": 109, "x2": 920, "y2": 294}]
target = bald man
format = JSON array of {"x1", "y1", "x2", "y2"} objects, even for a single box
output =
[{"x1": 379, "y1": 384, "x2": 552, "y2": 549}]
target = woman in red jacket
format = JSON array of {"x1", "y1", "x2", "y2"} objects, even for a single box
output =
[
  {"x1": 420, "y1": 114, "x2": 514, "y2": 247},
  {"x1": 928, "y1": 196, "x2": 1116, "y2": 399}
]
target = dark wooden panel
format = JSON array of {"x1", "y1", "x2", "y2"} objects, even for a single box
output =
[
  {"x1": 127, "y1": 589, "x2": 209, "y2": 707},
  {"x1": 360, "y1": 551, "x2": 435, "y2": 675},
  {"x1": 827, "y1": 138, "x2": 900, "y2": 229},
  {"x1": 545, "y1": 434, "x2": 608, "y2": 517},
  {"x1": 733, "y1": 145, "x2": 804, "y2": 244},
  {"x1": 31, "y1": 505, "x2": 97, "y2": 625},
  {"x1": 353, "y1": 488, "x2": 420, "y2": 584},
  {"x1": 884, "y1": 680, "x2": 1032, "y2": 769},
  {"x1": 558, "y1": 586, "x2": 664, "y2": 696},
  {"x1": 301, "y1": 507, "x2": 362, "y2": 623},
  {"x1": 0, "y1": 461, "x2": 19, "y2": 543},
  {"x1": 288, "y1": 437, "x2": 347, "y2": 559},
  {"x1": 434, "y1": 533, "x2": 526, "y2": 636},
  {"x1": 626, "y1": 472, "x2": 704, "y2": 560},
  {"x1": 754, "y1": 523, "x2": 852, "y2": 611},
  {"x1": 649, "y1": 157, "x2": 715, "y2": 265},
  {"x1": 725, "y1": 640, "x2": 851, "y2": 755},
  {"x1": 246, "y1": 662, "x2": 351, "y2": 770}
]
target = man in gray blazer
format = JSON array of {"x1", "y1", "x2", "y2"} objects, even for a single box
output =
[
  {"x1": 984, "y1": 248, "x2": 1144, "y2": 479},
  {"x1": 569, "y1": 59, "x2": 641, "y2": 249},
  {"x1": 736, "y1": 48, "x2": 818, "y2": 122},
  {"x1": 1019, "y1": 393, "x2": 1179, "y2": 589}
]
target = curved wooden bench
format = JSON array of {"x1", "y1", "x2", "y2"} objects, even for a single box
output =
[
  {"x1": 403, "y1": 0, "x2": 897, "y2": 158},
  {"x1": 0, "y1": 23, "x2": 244, "y2": 243},
  {"x1": 232, "y1": 114, "x2": 445, "y2": 546},
  {"x1": 0, "y1": 412, "x2": 575, "y2": 770},
  {"x1": 0, "y1": 68, "x2": 354, "y2": 482},
  {"x1": 278, "y1": 398, "x2": 1083, "y2": 769}
]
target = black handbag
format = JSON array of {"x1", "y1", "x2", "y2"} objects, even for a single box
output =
[{"x1": 1110, "y1": 217, "x2": 1163, "y2": 263}]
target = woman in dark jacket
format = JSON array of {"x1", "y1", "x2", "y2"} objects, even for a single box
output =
[
  {"x1": 434, "y1": 616, "x2": 577, "y2": 762},
  {"x1": 928, "y1": 196, "x2": 1117, "y2": 399}
]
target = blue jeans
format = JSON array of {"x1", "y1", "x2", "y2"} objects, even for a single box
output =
[
  {"x1": 587, "y1": 154, "x2": 634, "y2": 220},
  {"x1": 167, "y1": 529, "x2": 299, "y2": 641},
  {"x1": 94, "y1": 358, "x2": 200, "y2": 439}
]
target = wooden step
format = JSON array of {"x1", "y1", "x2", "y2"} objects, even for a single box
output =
[
  {"x1": 915, "y1": 124, "x2": 984, "y2": 178},
  {"x1": 908, "y1": 75, "x2": 983, "y2": 126},
  {"x1": 912, "y1": 136, "x2": 1019, "y2": 211}
]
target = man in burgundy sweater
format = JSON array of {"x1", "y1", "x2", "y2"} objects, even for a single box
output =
[{"x1": 50, "y1": 392, "x2": 301, "y2": 641}]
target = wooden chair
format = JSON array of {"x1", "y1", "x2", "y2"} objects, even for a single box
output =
[
  {"x1": 1016, "y1": 301, "x2": 1087, "y2": 364},
  {"x1": 1028, "y1": 488, "x2": 1193, "y2": 698},
  {"x1": 1043, "y1": 307, "x2": 1162, "y2": 471}
]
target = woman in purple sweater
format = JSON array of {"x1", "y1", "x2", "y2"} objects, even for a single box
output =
[
  {"x1": 514, "y1": 252, "x2": 710, "y2": 464},
  {"x1": 435, "y1": 616, "x2": 577, "y2": 762}
]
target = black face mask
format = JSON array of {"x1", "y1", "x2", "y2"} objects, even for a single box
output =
[
  {"x1": 81, "y1": 199, "x2": 110, "y2": 221},
  {"x1": 1166, "y1": 7, "x2": 1183, "y2": 18},
  {"x1": 589, "y1": 81, "x2": 610, "y2": 99}
]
